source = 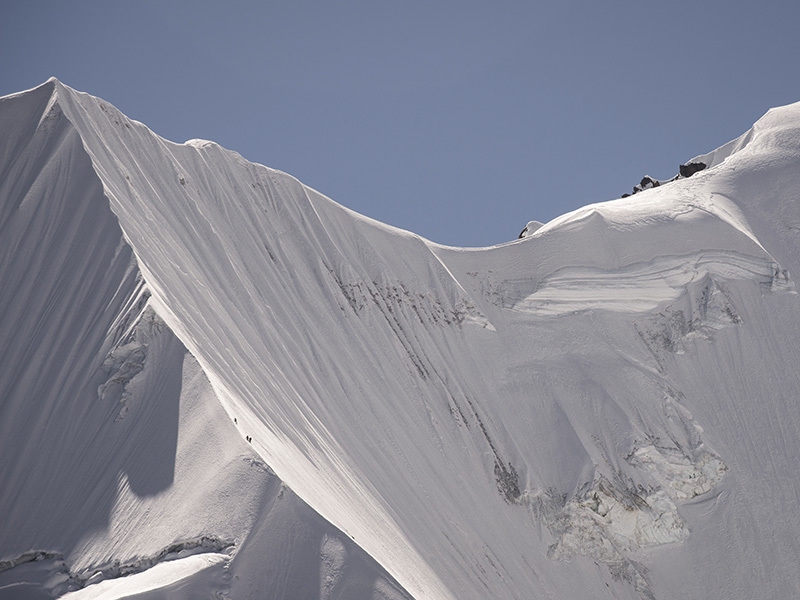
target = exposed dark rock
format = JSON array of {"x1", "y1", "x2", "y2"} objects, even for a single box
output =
[
  {"x1": 680, "y1": 161, "x2": 706, "y2": 178},
  {"x1": 641, "y1": 175, "x2": 660, "y2": 188},
  {"x1": 494, "y1": 460, "x2": 522, "y2": 503},
  {"x1": 633, "y1": 176, "x2": 660, "y2": 194},
  {"x1": 620, "y1": 161, "x2": 707, "y2": 198}
]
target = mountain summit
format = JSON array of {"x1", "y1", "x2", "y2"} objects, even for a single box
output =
[{"x1": 2, "y1": 79, "x2": 800, "y2": 599}]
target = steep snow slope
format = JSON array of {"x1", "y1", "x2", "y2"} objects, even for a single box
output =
[
  {"x1": 0, "y1": 81, "x2": 411, "y2": 600},
  {"x1": 2, "y1": 79, "x2": 800, "y2": 599}
]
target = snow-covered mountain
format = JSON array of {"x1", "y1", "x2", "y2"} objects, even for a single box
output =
[{"x1": 2, "y1": 79, "x2": 800, "y2": 600}]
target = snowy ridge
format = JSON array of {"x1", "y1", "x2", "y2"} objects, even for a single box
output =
[
  {"x1": 0, "y1": 80, "x2": 412, "y2": 600},
  {"x1": 3, "y1": 79, "x2": 800, "y2": 599}
]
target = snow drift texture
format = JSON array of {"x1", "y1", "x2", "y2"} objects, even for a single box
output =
[{"x1": 2, "y1": 79, "x2": 800, "y2": 600}]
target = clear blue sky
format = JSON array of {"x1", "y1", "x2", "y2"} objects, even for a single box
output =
[{"x1": 3, "y1": 1, "x2": 800, "y2": 246}]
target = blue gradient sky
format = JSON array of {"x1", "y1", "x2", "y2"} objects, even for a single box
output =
[{"x1": 3, "y1": 1, "x2": 800, "y2": 246}]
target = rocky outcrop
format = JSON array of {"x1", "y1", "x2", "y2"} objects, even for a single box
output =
[{"x1": 621, "y1": 161, "x2": 706, "y2": 198}]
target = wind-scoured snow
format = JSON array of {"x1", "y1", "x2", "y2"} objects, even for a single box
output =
[
  {"x1": 2, "y1": 79, "x2": 800, "y2": 599},
  {"x1": 0, "y1": 80, "x2": 411, "y2": 600}
]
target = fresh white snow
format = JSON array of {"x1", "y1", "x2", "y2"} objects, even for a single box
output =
[{"x1": 2, "y1": 78, "x2": 800, "y2": 599}]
